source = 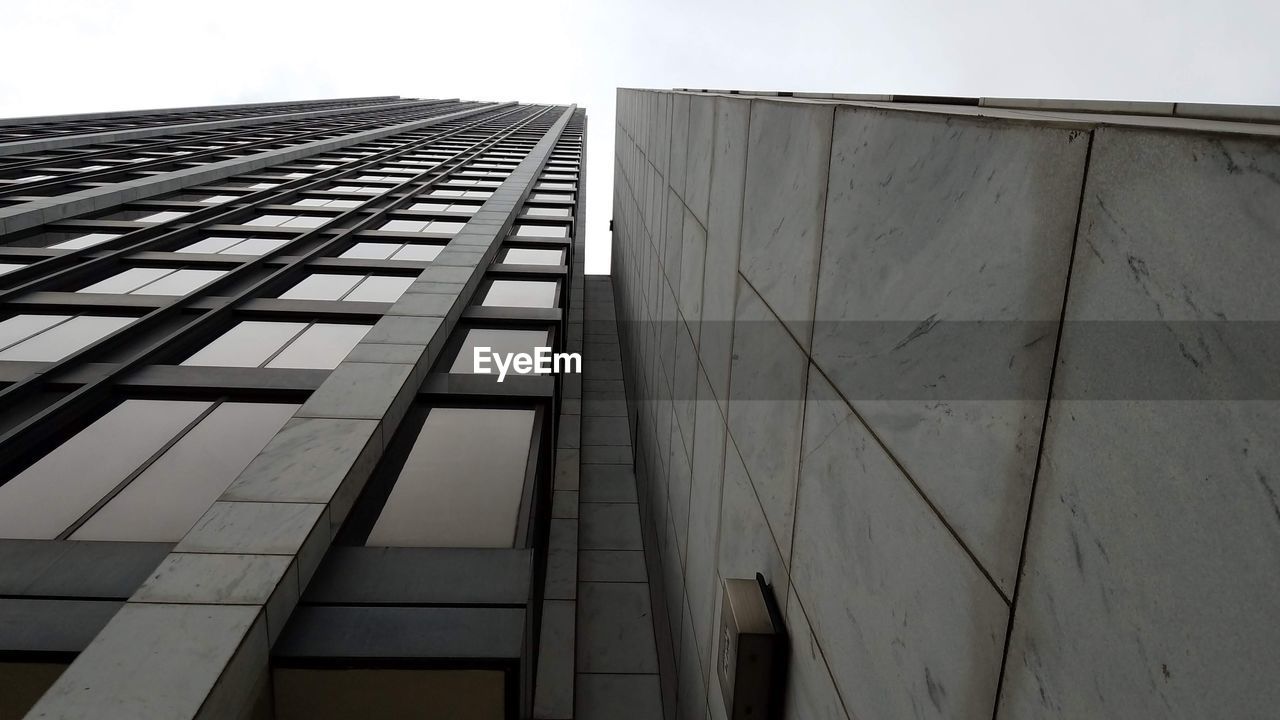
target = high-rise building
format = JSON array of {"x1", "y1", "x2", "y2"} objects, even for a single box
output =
[
  {"x1": 0, "y1": 96, "x2": 638, "y2": 720},
  {"x1": 611, "y1": 88, "x2": 1280, "y2": 720}
]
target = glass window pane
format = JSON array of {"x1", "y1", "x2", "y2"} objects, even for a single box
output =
[
  {"x1": 80, "y1": 268, "x2": 173, "y2": 294},
  {"x1": 409, "y1": 202, "x2": 448, "y2": 212},
  {"x1": 482, "y1": 280, "x2": 557, "y2": 309},
  {"x1": 181, "y1": 321, "x2": 306, "y2": 367},
  {"x1": 502, "y1": 248, "x2": 564, "y2": 266},
  {"x1": 133, "y1": 269, "x2": 226, "y2": 296},
  {"x1": 525, "y1": 207, "x2": 569, "y2": 217},
  {"x1": 366, "y1": 408, "x2": 536, "y2": 547},
  {"x1": 247, "y1": 214, "x2": 291, "y2": 227},
  {"x1": 0, "y1": 315, "x2": 133, "y2": 362},
  {"x1": 380, "y1": 220, "x2": 427, "y2": 233},
  {"x1": 0, "y1": 262, "x2": 25, "y2": 276},
  {"x1": 280, "y1": 274, "x2": 362, "y2": 301},
  {"x1": 177, "y1": 237, "x2": 240, "y2": 254},
  {"x1": 340, "y1": 242, "x2": 399, "y2": 260},
  {"x1": 423, "y1": 221, "x2": 465, "y2": 234},
  {"x1": 137, "y1": 211, "x2": 189, "y2": 224},
  {"x1": 390, "y1": 244, "x2": 442, "y2": 262},
  {"x1": 226, "y1": 238, "x2": 288, "y2": 256},
  {"x1": 266, "y1": 323, "x2": 369, "y2": 369},
  {"x1": 450, "y1": 328, "x2": 551, "y2": 374},
  {"x1": 72, "y1": 402, "x2": 298, "y2": 542},
  {"x1": 0, "y1": 314, "x2": 70, "y2": 351},
  {"x1": 282, "y1": 215, "x2": 328, "y2": 229},
  {"x1": 0, "y1": 399, "x2": 210, "y2": 539},
  {"x1": 515, "y1": 225, "x2": 568, "y2": 239},
  {"x1": 49, "y1": 232, "x2": 121, "y2": 250},
  {"x1": 343, "y1": 275, "x2": 414, "y2": 303}
]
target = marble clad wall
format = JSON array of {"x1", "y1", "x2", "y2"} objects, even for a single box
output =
[{"x1": 609, "y1": 88, "x2": 1280, "y2": 720}]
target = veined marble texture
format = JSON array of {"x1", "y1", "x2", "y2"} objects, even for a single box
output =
[
  {"x1": 811, "y1": 106, "x2": 1089, "y2": 593},
  {"x1": 739, "y1": 99, "x2": 833, "y2": 351},
  {"x1": 1001, "y1": 127, "x2": 1280, "y2": 719},
  {"x1": 791, "y1": 369, "x2": 1008, "y2": 720},
  {"x1": 699, "y1": 97, "x2": 750, "y2": 408}
]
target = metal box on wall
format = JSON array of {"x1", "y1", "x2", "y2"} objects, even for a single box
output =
[{"x1": 717, "y1": 575, "x2": 784, "y2": 719}]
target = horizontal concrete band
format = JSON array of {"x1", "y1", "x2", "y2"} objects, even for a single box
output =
[
  {"x1": 25, "y1": 104, "x2": 576, "y2": 720},
  {"x1": 0, "y1": 98, "x2": 443, "y2": 157},
  {"x1": 650, "y1": 87, "x2": 1280, "y2": 137},
  {"x1": 0, "y1": 102, "x2": 509, "y2": 236},
  {"x1": 657, "y1": 87, "x2": 1280, "y2": 125}
]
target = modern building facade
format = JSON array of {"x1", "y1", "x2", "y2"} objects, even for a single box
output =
[
  {"x1": 0, "y1": 95, "x2": 631, "y2": 720},
  {"x1": 611, "y1": 88, "x2": 1280, "y2": 719}
]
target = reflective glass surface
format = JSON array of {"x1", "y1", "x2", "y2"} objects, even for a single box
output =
[
  {"x1": 49, "y1": 232, "x2": 120, "y2": 250},
  {"x1": 0, "y1": 314, "x2": 70, "y2": 350},
  {"x1": 515, "y1": 225, "x2": 568, "y2": 239},
  {"x1": 343, "y1": 275, "x2": 414, "y2": 303},
  {"x1": 525, "y1": 207, "x2": 569, "y2": 217},
  {"x1": 0, "y1": 400, "x2": 210, "y2": 538},
  {"x1": 178, "y1": 236, "x2": 287, "y2": 256},
  {"x1": 389, "y1": 244, "x2": 442, "y2": 262},
  {"x1": 280, "y1": 273, "x2": 362, "y2": 301},
  {"x1": 136, "y1": 211, "x2": 189, "y2": 224},
  {"x1": 340, "y1": 242, "x2": 399, "y2": 260},
  {"x1": 226, "y1": 238, "x2": 289, "y2": 255},
  {"x1": 366, "y1": 408, "x2": 536, "y2": 547},
  {"x1": 423, "y1": 221, "x2": 465, "y2": 234},
  {"x1": 265, "y1": 323, "x2": 369, "y2": 369},
  {"x1": 80, "y1": 268, "x2": 171, "y2": 294},
  {"x1": 380, "y1": 220, "x2": 426, "y2": 233},
  {"x1": 501, "y1": 248, "x2": 564, "y2": 266},
  {"x1": 482, "y1": 280, "x2": 557, "y2": 308},
  {"x1": 450, "y1": 328, "x2": 550, "y2": 374},
  {"x1": 181, "y1": 321, "x2": 305, "y2": 367},
  {"x1": 177, "y1": 237, "x2": 240, "y2": 254},
  {"x1": 0, "y1": 315, "x2": 134, "y2": 362},
  {"x1": 133, "y1": 269, "x2": 226, "y2": 296},
  {"x1": 72, "y1": 402, "x2": 298, "y2": 542}
]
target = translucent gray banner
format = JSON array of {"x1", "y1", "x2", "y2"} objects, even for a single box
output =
[{"x1": 611, "y1": 320, "x2": 1280, "y2": 400}]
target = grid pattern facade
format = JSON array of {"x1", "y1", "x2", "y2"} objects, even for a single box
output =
[{"x1": 0, "y1": 96, "x2": 587, "y2": 720}]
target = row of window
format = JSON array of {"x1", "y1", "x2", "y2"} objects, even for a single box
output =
[
  {"x1": 5, "y1": 230, "x2": 565, "y2": 297},
  {"x1": 0, "y1": 396, "x2": 541, "y2": 548},
  {"x1": 0, "y1": 399, "x2": 297, "y2": 541},
  {"x1": 0, "y1": 274, "x2": 560, "y2": 365},
  {"x1": 1, "y1": 106, "x2": 553, "y2": 222},
  {"x1": 0, "y1": 96, "x2": 397, "y2": 143},
  {"x1": 3, "y1": 174, "x2": 574, "y2": 253}
]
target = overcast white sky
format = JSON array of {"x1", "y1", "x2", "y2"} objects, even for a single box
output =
[{"x1": 3, "y1": 0, "x2": 1278, "y2": 272}]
